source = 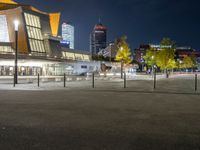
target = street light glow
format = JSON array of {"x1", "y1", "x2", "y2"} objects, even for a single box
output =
[{"x1": 14, "y1": 20, "x2": 19, "y2": 31}]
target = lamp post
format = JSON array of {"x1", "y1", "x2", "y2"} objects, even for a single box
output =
[
  {"x1": 14, "y1": 20, "x2": 19, "y2": 84},
  {"x1": 110, "y1": 46, "x2": 112, "y2": 62},
  {"x1": 120, "y1": 47, "x2": 123, "y2": 79},
  {"x1": 153, "y1": 65, "x2": 157, "y2": 89},
  {"x1": 151, "y1": 55, "x2": 154, "y2": 76},
  {"x1": 121, "y1": 59, "x2": 123, "y2": 79},
  {"x1": 179, "y1": 60, "x2": 183, "y2": 72}
]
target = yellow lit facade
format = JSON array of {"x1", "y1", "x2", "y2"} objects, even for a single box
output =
[
  {"x1": 49, "y1": 13, "x2": 61, "y2": 37},
  {"x1": 0, "y1": 0, "x2": 17, "y2": 4}
]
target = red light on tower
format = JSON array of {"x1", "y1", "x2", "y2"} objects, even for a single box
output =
[{"x1": 94, "y1": 24, "x2": 107, "y2": 30}]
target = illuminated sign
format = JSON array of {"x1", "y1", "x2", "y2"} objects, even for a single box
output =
[
  {"x1": 60, "y1": 40, "x2": 70, "y2": 48},
  {"x1": 60, "y1": 40, "x2": 70, "y2": 44},
  {"x1": 95, "y1": 30, "x2": 104, "y2": 33}
]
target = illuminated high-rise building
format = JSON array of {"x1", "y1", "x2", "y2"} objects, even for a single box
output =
[
  {"x1": 62, "y1": 22, "x2": 74, "y2": 49},
  {"x1": 90, "y1": 22, "x2": 107, "y2": 55}
]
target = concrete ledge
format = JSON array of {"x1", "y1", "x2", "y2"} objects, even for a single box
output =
[
  {"x1": 55, "y1": 78, "x2": 62, "y2": 82},
  {"x1": 41, "y1": 78, "x2": 48, "y2": 82},
  {"x1": 86, "y1": 77, "x2": 91, "y2": 81},
  {"x1": 26, "y1": 78, "x2": 34, "y2": 83},
  {"x1": 77, "y1": 78, "x2": 82, "y2": 81},
  {"x1": 67, "y1": 78, "x2": 72, "y2": 81}
]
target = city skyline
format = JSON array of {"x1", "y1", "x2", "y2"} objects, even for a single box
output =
[{"x1": 15, "y1": 0, "x2": 200, "y2": 51}]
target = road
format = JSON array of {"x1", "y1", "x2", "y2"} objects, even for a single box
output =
[{"x1": 0, "y1": 75, "x2": 200, "y2": 150}]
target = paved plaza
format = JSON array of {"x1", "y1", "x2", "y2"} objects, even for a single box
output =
[{"x1": 0, "y1": 74, "x2": 200, "y2": 150}]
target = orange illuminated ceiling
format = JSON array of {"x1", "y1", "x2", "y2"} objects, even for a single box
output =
[
  {"x1": 0, "y1": 0, "x2": 17, "y2": 4},
  {"x1": 49, "y1": 13, "x2": 61, "y2": 37}
]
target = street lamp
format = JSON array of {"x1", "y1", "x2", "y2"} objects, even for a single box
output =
[
  {"x1": 14, "y1": 20, "x2": 19, "y2": 84},
  {"x1": 179, "y1": 60, "x2": 183, "y2": 72},
  {"x1": 151, "y1": 55, "x2": 155, "y2": 75}
]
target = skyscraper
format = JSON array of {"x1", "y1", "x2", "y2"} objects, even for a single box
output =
[
  {"x1": 90, "y1": 22, "x2": 107, "y2": 55},
  {"x1": 62, "y1": 22, "x2": 74, "y2": 49}
]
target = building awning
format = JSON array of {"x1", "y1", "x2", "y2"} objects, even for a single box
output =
[{"x1": 0, "y1": 0, "x2": 17, "y2": 4}]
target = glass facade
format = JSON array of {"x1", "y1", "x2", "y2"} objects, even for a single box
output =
[
  {"x1": 62, "y1": 51, "x2": 90, "y2": 61},
  {"x1": 62, "y1": 51, "x2": 75, "y2": 60},
  {"x1": 24, "y1": 13, "x2": 41, "y2": 28},
  {"x1": 24, "y1": 13, "x2": 45, "y2": 53},
  {"x1": 0, "y1": 46, "x2": 13, "y2": 54},
  {"x1": 0, "y1": 15, "x2": 10, "y2": 42},
  {"x1": 62, "y1": 23, "x2": 74, "y2": 49}
]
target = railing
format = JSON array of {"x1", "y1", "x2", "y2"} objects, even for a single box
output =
[{"x1": 0, "y1": 73, "x2": 199, "y2": 94}]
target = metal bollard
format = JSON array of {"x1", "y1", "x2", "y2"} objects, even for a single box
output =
[
  {"x1": 195, "y1": 74, "x2": 198, "y2": 91},
  {"x1": 64, "y1": 73, "x2": 66, "y2": 87},
  {"x1": 13, "y1": 73, "x2": 15, "y2": 87},
  {"x1": 37, "y1": 73, "x2": 40, "y2": 87},
  {"x1": 124, "y1": 72, "x2": 126, "y2": 88},
  {"x1": 153, "y1": 68, "x2": 157, "y2": 89},
  {"x1": 92, "y1": 73, "x2": 95, "y2": 88},
  {"x1": 121, "y1": 61, "x2": 123, "y2": 79}
]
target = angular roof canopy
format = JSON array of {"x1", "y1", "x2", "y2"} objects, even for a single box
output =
[
  {"x1": 0, "y1": 0, "x2": 61, "y2": 37},
  {"x1": 0, "y1": 0, "x2": 17, "y2": 4}
]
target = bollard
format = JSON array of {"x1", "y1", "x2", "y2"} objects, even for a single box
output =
[
  {"x1": 64, "y1": 73, "x2": 66, "y2": 87},
  {"x1": 92, "y1": 72, "x2": 95, "y2": 88},
  {"x1": 124, "y1": 72, "x2": 126, "y2": 88},
  {"x1": 195, "y1": 74, "x2": 198, "y2": 91},
  {"x1": 37, "y1": 73, "x2": 40, "y2": 87},
  {"x1": 153, "y1": 68, "x2": 157, "y2": 89},
  {"x1": 13, "y1": 73, "x2": 15, "y2": 87}
]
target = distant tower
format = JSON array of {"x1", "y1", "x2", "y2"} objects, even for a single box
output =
[
  {"x1": 90, "y1": 21, "x2": 107, "y2": 55},
  {"x1": 62, "y1": 22, "x2": 74, "y2": 49}
]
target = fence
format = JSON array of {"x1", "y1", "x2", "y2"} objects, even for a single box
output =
[{"x1": 0, "y1": 73, "x2": 199, "y2": 93}]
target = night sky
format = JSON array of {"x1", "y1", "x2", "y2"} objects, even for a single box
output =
[{"x1": 16, "y1": 0, "x2": 200, "y2": 51}]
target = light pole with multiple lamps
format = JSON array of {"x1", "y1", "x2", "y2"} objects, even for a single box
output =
[{"x1": 14, "y1": 20, "x2": 19, "y2": 84}]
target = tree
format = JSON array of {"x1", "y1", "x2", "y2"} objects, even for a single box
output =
[
  {"x1": 156, "y1": 49, "x2": 177, "y2": 70},
  {"x1": 182, "y1": 56, "x2": 197, "y2": 69},
  {"x1": 156, "y1": 38, "x2": 177, "y2": 77},
  {"x1": 115, "y1": 36, "x2": 132, "y2": 78},
  {"x1": 115, "y1": 36, "x2": 132, "y2": 64},
  {"x1": 143, "y1": 48, "x2": 157, "y2": 67},
  {"x1": 160, "y1": 37, "x2": 176, "y2": 48}
]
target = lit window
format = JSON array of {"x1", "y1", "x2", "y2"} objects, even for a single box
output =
[
  {"x1": 24, "y1": 13, "x2": 45, "y2": 53},
  {"x1": 61, "y1": 52, "x2": 90, "y2": 61},
  {"x1": 0, "y1": 15, "x2": 10, "y2": 42},
  {"x1": 0, "y1": 46, "x2": 14, "y2": 54},
  {"x1": 24, "y1": 13, "x2": 41, "y2": 28}
]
